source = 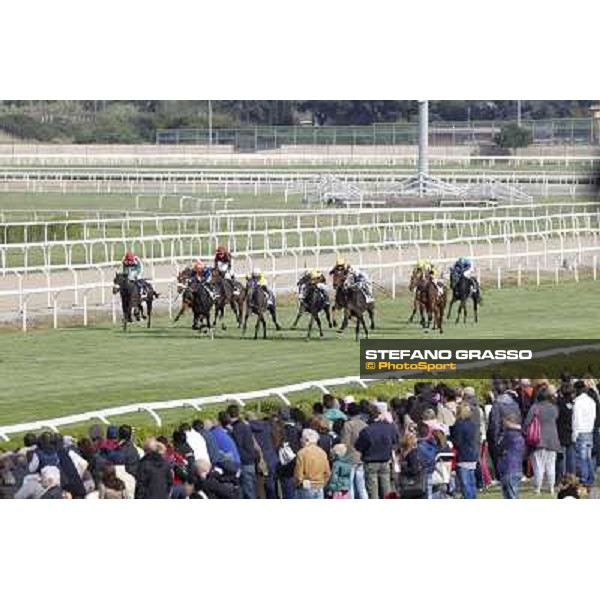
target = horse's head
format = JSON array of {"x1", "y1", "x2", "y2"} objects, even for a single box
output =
[
  {"x1": 408, "y1": 268, "x2": 423, "y2": 292},
  {"x1": 113, "y1": 272, "x2": 125, "y2": 294},
  {"x1": 332, "y1": 269, "x2": 347, "y2": 289},
  {"x1": 209, "y1": 267, "x2": 221, "y2": 284}
]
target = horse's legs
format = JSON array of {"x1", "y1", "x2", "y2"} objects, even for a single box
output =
[
  {"x1": 324, "y1": 305, "x2": 333, "y2": 328},
  {"x1": 368, "y1": 306, "x2": 375, "y2": 330},
  {"x1": 173, "y1": 304, "x2": 186, "y2": 323},
  {"x1": 269, "y1": 306, "x2": 282, "y2": 331},
  {"x1": 419, "y1": 304, "x2": 426, "y2": 328},
  {"x1": 473, "y1": 297, "x2": 479, "y2": 323},
  {"x1": 361, "y1": 314, "x2": 369, "y2": 339},
  {"x1": 315, "y1": 314, "x2": 324, "y2": 337},
  {"x1": 242, "y1": 309, "x2": 249, "y2": 336},
  {"x1": 146, "y1": 300, "x2": 152, "y2": 328},
  {"x1": 331, "y1": 305, "x2": 337, "y2": 328},
  {"x1": 307, "y1": 314, "x2": 314, "y2": 339},
  {"x1": 338, "y1": 308, "x2": 349, "y2": 333},
  {"x1": 291, "y1": 307, "x2": 303, "y2": 330},
  {"x1": 447, "y1": 297, "x2": 455, "y2": 319}
]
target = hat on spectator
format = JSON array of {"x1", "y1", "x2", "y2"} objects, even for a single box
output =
[
  {"x1": 343, "y1": 395, "x2": 356, "y2": 404},
  {"x1": 463, "y1": 386, "x2": 476, "y2": 399}
]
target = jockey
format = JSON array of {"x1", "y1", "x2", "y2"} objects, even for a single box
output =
[
  {"x1": 329, "y1": 256, "x2": 350, "y2": 277},
  {"x1": 122, "y1": 251, "x2": 146, "y2": 295},
  {"x1": 415, "y1": 258, "x2": 432, "y2": 273},
  {"x1": 309, "y1": 268, "x2": 329, "y2": 305},
  {"x1": 247, "y1": 266, "x2": 274, "y2": 306},
  {"x1": 348, "y1": 266, "x2": 374, "y2": 304},
  {"x1": 191, "y1": 259, "x2": 216, "y2": 298},
  {"x1": 451, "y1": 256, "x2": 480, "y2": 295},
  {"x1": 214, "y1": 245, "x2": 233, "y2": 279},
  {"x1": 452, "y1": 256, "x2": 473, "y2": 279}
]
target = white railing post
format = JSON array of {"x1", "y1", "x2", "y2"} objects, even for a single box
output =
[{"x1": 497, "y1": 266, "x2": 501, "y2": 290}]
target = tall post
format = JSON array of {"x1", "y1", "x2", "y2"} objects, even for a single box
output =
[
  {"x1": 517, "y1": 100, "x2": 522, "y2": 126},
  {"x1": 418, "y1": 100, "x2": 429, "y2": 197},
  {"x1": 208, "y1": 100, "x2": 213, "y2": 147}
]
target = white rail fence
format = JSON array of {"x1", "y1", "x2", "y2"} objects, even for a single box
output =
[
  {"x1": 0, "y1": 168, "x2": 597, "y2": 198},
  {"x1": 2, "y1": 205, "x2": 598, "y2": 274},
  {"x1": 0, "y1": 376, "x2": 374, "y2": 441},
  {"x1": 2, "y1": 245, "x2": 599, "y2": 332},
  {"x1": 0, "y1": 153, "x2": 598, "y2": 168}
]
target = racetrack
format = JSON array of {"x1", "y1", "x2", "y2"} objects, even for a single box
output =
[{"x1": 1, "y1": 280, "x2": 598, "y2": 428}]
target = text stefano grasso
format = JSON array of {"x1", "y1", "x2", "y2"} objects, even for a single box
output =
[{"x1": 364, "y1": 349, "x2": 533, "y2": 361}]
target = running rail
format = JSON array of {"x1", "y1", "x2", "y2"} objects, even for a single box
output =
[{"x1": 0, "y1": 376, "x2": 377, "y2": 442}]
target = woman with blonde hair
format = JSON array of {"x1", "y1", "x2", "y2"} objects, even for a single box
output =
[{"x1": 450, "y1": 402, "x2": 479, "y2": 498}]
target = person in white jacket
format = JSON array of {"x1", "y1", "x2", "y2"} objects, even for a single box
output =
[{"x1": 571, "y1": 380, "x2": 597, "y2": 486}]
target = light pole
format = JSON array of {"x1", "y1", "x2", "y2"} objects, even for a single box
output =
[
  {"x1": 418, "y1": 100, "x2": 429, "y2": 196},
  {"x1": 517, "y1": 100, "x2": 522, "y2": 126},
  {"x1": 208, "y1": 100, "x2": 213, "y2": 146}
]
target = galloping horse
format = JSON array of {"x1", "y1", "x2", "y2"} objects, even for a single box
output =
[
  {"x1": 210, "y1": 268, "x2": 244, "y2": 329},
  {"x1": 242, "y1": 280, "x2": 282, "y2": 340},
  {"x1": 331, "y1": 269, "x2": 375, "y2": 332},
  {"x1": 338, "y1": 274, "x2": 373, "y2": 340},
  {"x1": 113, "y1": 273, "x2": 157, "y2": 332},
  {"x1": 447, "y1": 272, "x2": 481, "y2": 324},
  {"x1": 173, "y1": 267, "x2": 195, "y2": 324},
  {"x1": 191, "y1": 280, "x2": 216, "y2": 335},
  {"x1": 408, "y1": 268, "x2": 447, "y2": 333},
  {"x1": 291, "y1": 278, "x2": 333, "y2": 339}
]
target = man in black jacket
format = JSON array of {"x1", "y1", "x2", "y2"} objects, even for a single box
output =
[
  {"x1": 135, "y1": 438, "x2": 173, "y2": 499},
  {"x1": 354, "y1": 405, "x2": 399, "y2": 499},
  {"x1": 192, "y1": 459, "x2": 240, "y2": 499},
  {"x1": 111, "y1": 425, "x2": 140, "y2": 478},
  {"x1": 227, "y1": 405, "x2": 258, "y2": 499}
]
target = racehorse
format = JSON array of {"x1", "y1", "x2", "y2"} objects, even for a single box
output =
[
  {"x1": 113, "y1": 272, "x2": 157, "y2": 332},
  {"x1": 338, "y1": 275, "x2": 372, "y2": 340},
  {"x1": 331, "y1": 269, "x2": 375, "y2": 331},
  {"x1": 408, "y1": 268, "x2": 447, "y2": 333},
  {"x1": 447, "y1": 272, "x2": 481, "y2": 324},
  {"x1": 291, "y1": 279, "x2": 333, "y2": 339},
  {"x1": 173, "y1": 267, "x2": 195, "y2": 324},
  {"x1": 242, "y1": 280, "x2": 282, "y2": 340},
  {"x1": 210, "y1": 267, "x2": 244, "y2": 329},
  {"x1": 191, "y1": 280, "x2": 216, "y2": 335},
  {"x1": 408, "y1": 268, "x2": 427, "y2": 326}
]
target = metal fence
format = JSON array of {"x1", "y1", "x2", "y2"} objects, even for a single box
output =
[{"x1": 156, "y1": 119, "x2": 600, "y2": 149}]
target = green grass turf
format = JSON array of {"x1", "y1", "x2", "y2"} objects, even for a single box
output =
[{"x1": 0, "y1": 280, "x2": 599, "y2": 429}]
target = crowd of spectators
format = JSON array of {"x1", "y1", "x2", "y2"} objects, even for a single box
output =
[{"x1": 1, "y1": 375, "x2": 598, "y2": 500}]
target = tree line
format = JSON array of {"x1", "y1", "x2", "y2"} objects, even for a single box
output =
[{"x1": 0, "y1": 100, "x2": 593, "y2": 143}]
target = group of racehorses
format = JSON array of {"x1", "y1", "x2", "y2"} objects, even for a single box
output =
[
  {"x1": 408, "y1": 266, "x2": 481, "y2": 334},
  {"x1": 112, "y1": 264, "x2": 480, "y2": 339}
]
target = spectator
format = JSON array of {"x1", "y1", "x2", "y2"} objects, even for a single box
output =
[
  {"x1": 28, "y1": 431, "x2": 59, "y2": 473},
  {"x1": 98, "y1": 464, "x2": 127, "y2": 499},
  {"x1": 451, "y1": 403, "x2": 478, "y2": 499},
  {"x1": 354, "y1": 405, "x2": 399, "y2": 499},
  {"x1": 192, "y1": 419, "x2": 221, "y2": 467},
  {"x1": 556, "y1": 380, "x2": 576, "y2": 480},
  {"x1": 181, "y1": 423, "x2": 210, "y2": 465},
  {"x1": 498, "y1": 413, "x2": 526, "y2": 499},
  {"x1": 40, "y1": 466, "x2": 63, "y2": 499},
  {"x1": 248, "y1": 412, "x2": 279, "y2": 499},
  {"x1": 487, "y1": 378, "x2": 521, "y2": 476},
  {"x1": 325, "y1": 444, "x2": 353, "y2": 499},
  {"x1": 135, "y1": 438, "x2": 173, "y2": 499},
  {"x1": 227, "y1": 404, "x2": 258, "y2": 499},
  {"x1": 523, "y1": 385, "x2": 561, "y2": 495},
  {"x1": 323, "y1": 394, "x2": 348, "y2": 423},
  {"x1": 340, "y1": 402, "x2": 368, "y2": 499},
  {"x1": 572, "y1": 380, "x2": 596, "y2": 487},
  {"x1": 192, "y1": 459, "x2": 240, "y2": 499},
  {"x1": 110, "y1": 425, "x2": 140, "y2": 478},
  {"x1": 210, "y1": 412, "x2": 241, "y2": 473},
  {"x1": 416, "y1": 422, "x2": 440, "y2": 499},
  {"x1": 272, "y1": 408, "x2": 302, "y2": 499},
  {"x1": 398, "y1": 432, "x2": 425, "y2": 499},
  {"x1": 294, "y1": 429, "x2": 331, "y2": 499}
]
